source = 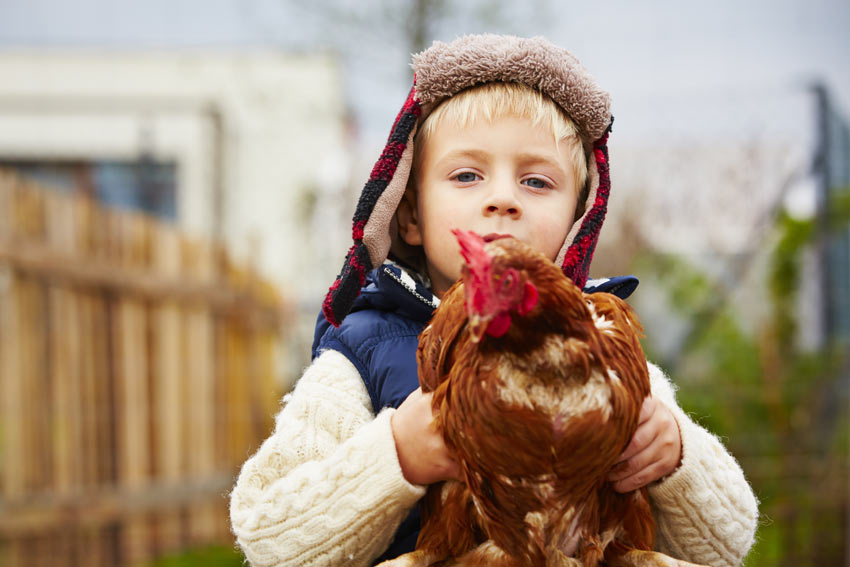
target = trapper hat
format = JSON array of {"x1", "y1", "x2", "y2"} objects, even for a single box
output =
[{"x1": 323, "y1": 34, "x2": 613, "y2": 326}]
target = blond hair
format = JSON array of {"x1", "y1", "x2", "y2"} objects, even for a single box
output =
[{"x1": 412, "y1": 82, "x2": 589, "y2": 208}]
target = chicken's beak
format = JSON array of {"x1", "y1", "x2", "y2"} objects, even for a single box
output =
[{"x1": 468, "y1": 314, "x2": 489, "y2": 343}]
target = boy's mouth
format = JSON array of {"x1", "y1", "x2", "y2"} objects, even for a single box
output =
[{"x1": 482, "y1": 233, "x2": 512, "y2": 243}]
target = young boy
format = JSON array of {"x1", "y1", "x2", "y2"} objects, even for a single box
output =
[{"x1": 229, "y1": 35, "x2": 758, "y2": 567}]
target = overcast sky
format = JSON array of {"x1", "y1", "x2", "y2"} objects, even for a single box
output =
[{"x1": 1, "y1": 0, "x2": 848, "y2": 146}]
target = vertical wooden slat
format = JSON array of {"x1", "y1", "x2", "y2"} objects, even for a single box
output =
[
  {"x1": 0, "y1": 194, "x2": 23, "y2": 567},
  {"x1": 15, "y1": 180, "x2": 51, "y2": 566},
  {"x1": 0, "y1": 257, "x2": 24, "y2": 499},
  {"x1": 183, "y1": 237, "x2": 218, "y2": 544},
  {"x1": 74, "y1": 196, "x2": 97, "y2": 492},
  {"x1": 89, "y1": 196, "x2": 115, "y2": 567},
  {"x1": 88, "y1": 197, "x2": 115, "y2": 493},
  {"x1": 45, "y1": 191, "x2": 83, "y2": 498},
  {"x1": 113, "y1": 212, "x2": 152, "y2": 565},
  {"x1": 151, "y1": 223, "x2": 184, "y2": 553},
  {"x1": 24, "y1": 285, "x2": 50, "y2": 496},
  {"x1": 225, "y1": 322, "x2": 248, "y2": 468},
  {"x1": 74, "y1": 193, "x2": 108, "y2": 567},
  {"x1": 79, "y1": 291, "x2": 100, "y2": 489}
]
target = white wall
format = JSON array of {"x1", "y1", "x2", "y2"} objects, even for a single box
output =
[{"x1": 0, "y1": 49, "x2": 352, "y2": 304}]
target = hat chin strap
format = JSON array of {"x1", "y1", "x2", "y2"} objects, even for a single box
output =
[{"x1": 557, "y1": 154, "x2": 600, "y2": 269}]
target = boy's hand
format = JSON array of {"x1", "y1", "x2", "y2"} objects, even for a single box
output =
[
  {"x1": 608, "y1": 396, "x2": 682, "y2": 493},
  {"x1": 391, "y1": 388, "x2": 460, "y2": 486}
]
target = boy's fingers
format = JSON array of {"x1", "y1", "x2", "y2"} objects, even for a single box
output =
[
  {"x1": 611, "y1": 460, "x2": 668, "y2": 493},
  {"x1": 614, "y1": 421, "x2": 660, "y2": 464},
  {"x1": 609, "y1": 443, "x2": 655, "y2": 481},
  {"x1": 613, "y1": 397, "x2": 659, "y2": 465},
  {"x1": 652, "y1": 400, "x2": 683, "y2": 472},
  {"x1": 393, "y1": 387, "x2": 460, "y2": 485},
  {"x1": 638, "y1": 396, "x2": 656, "y2": 424}
]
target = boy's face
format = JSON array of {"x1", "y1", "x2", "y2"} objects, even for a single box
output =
[{"x1": 399, "y1": 114, "x2": 579, "y2": 297}]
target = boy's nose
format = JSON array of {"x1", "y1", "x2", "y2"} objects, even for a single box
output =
[{"x1": 483, "y1": 181, "x2": 522, "y2": 218}]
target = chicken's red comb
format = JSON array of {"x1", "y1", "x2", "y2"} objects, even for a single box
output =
[
  {"x1": 454, "y1": 229, "x2": 491, "y2": 280},
  {"x1": 454, "y1": 229, "x2": 492, "y2": 313}
]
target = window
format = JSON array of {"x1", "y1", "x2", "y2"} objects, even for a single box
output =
[{"x1": 1, "y1": 158, "x2": 177, "y2": 220}]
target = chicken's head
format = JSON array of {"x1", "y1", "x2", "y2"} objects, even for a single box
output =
[{"x1": 453, "y1": 229, "x2": 539, "y2": 342}]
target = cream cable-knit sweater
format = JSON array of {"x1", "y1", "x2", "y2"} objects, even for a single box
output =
[{"x1": 229, "y1": 350, "x2": 758, "y2": 567}]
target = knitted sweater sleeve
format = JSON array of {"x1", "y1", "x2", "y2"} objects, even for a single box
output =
[
  {"x1": 646, "y1": 362, "x2": 759, "y2": 567},
  {"x1": 229, "y1": 349, "x2": 426, "y2": 567}
]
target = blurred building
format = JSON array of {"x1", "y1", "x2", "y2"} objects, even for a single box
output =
[{"x1": 0, "y1": 48, "x2": 354, "y2": 310}]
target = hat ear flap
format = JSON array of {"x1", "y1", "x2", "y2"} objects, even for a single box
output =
[
  {"x1": 323, "y1": 86, "x2": 422, "y2": 326},
  {"x1": 362, "y1": 137, "x2": 416, "y2": 263},
  {"x1": 557, "y1": 128, "x2": 612, "y2": 289}
]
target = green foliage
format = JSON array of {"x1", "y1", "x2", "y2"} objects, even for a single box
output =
[
  {"x1": 146, "y1": 545, "x2": 245, "y2": 567},
  {"x1": 767, "y1": 212, "x2": 813, "y2": 348},
  {"x1": 635, "y1": 206, "x2": 849, "y2": 566},
  {"x1": 636, "y1": 253, "x2": 714, "y2": 314},
  {"x1": 827, "y1": 188, "x2": 850, "y2": 231}
]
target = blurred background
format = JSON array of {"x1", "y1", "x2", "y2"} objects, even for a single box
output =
[{"x1": 0, "y1": 1, "x2": 847, "y2": 565}]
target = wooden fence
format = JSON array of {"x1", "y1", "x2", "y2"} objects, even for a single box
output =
[{"x1": 0, "y1": 170, "x2": 285, "y2": 566}]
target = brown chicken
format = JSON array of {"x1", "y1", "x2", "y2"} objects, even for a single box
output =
[{"x1": 379, "y1": 230, "x2": 707, "y2": 567}]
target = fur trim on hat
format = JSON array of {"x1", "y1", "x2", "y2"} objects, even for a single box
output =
[
  {"x1": 323, "y1": 34, "x2": 613, "y2": 326},
  {"x1": 413, "y1": 34, "x2": 611, "y2": 141}
]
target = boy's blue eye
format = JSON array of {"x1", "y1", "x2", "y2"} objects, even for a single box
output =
[
  {"x1": 455, "y1": 172, "x2": 478, "y2": 183},
  {"x1": 523, "y1": 178, "x2": 548, "y2": 189}
]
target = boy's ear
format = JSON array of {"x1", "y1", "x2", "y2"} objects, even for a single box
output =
[{"x1": 396, "y1": 189, "x2": 423, "y2": 246}]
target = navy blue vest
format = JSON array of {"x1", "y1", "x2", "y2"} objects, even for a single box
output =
[{"x1": 312, "y1": 264, "x2": 638, "y2": 564}]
